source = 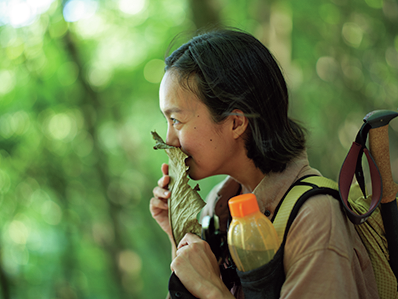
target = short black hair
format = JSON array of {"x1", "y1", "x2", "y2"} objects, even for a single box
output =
[{"x1": 164, "y1": 28, "x2": 306, "y2": 174}]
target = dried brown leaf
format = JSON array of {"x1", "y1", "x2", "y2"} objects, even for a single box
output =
[{"x1": 151, "y1": 131, "x2": 206, "y2": 245}]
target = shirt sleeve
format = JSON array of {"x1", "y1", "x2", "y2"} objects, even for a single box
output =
[{"x1": 281, "y1": 194, "x2": 361, "y2": 299}]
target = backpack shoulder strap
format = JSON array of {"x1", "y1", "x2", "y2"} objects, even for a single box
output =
[{"x1": 273, "y1": 176, "x2": 339, "y2": 247}]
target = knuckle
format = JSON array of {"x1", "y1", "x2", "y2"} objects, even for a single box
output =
[
  {"x1": 190, "y1": 242, "x2": 203, "y2": 252},
  {"x1": 149, "y1": 198, "x2": 156, "y2": 211},
  {"x1": 152, "y1": 186, "x2": 159, "y2": 195},
  {"x1": 153, "y1": 186, "x2": 162, "y2": 197},
  {"x1": 157, "y1": 177, "x2": 163, "y2": 186}
]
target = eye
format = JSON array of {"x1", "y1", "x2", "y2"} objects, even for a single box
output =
[{"x1": 171, "y1": 118, "x2": 180, "y2": 125}]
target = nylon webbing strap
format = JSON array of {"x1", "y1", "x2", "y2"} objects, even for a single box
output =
[
  {"x1": 273, "y1": 176, "x2": 338, "y2": 247},
  {"x1": 338, "y1": 122, "x2": 383, "y2": 225}
]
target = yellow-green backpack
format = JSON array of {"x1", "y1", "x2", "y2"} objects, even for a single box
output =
[
  {"x1": 273, "y1": 175, "x2": 397, "y2": 299},
  {"x1": 274, "y1": 110, "x2": 398, "y2": 299}
]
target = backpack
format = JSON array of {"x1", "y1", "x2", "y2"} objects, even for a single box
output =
[
  {"x1": 272, "y1": 175, "x2": 398, "y2": 299},
  {"x1": 238, "y1": 110, "x2": 398, "y2": 299},
  {"x1": 169, "y1": 110, "x2": 398, "y2": 299}
]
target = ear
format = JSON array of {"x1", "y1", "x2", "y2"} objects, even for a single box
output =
[{"x1": 231, "y1": 109, "x2": 249, "y2": 139}]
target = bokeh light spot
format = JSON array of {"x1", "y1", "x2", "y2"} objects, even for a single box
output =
[
  {"x1": 0, "y1": 169, "x2": 11, "y2": 193},
  {"x1": 144, "y1": 59, "x2": 165, "y2": 83},
  {"x1": 0, "y1": 70, "x2": 16, "y2": 95},
  {"x1": 75, "y1": 15, "x2": 104, "y2": 38},
  {"x1": 0, "y1": 0, "x2": 55, "y2": 28},
  {"x1": 118, "y1": 250, "x2": 142, "y2": 275},
  {"x1": 63, "y1": 0, "x2": 97, "y2": 22},
  {"x1": 118, "y1": 0, "x2": 146, "y2": 15},
  {"x1": 88, "y1": 65, "x2": 113, "y2": 88},
  {"x1": 49, "y1": 19, "x2": 69, "y2": 38},
  {"x1": 48, "y1": 113, "x2": 72, "y2": 140},
  {"x1": 9, "y1": 220, "x2": 29, "y2": 245},
  {"x1": 6, "y1": 39, "x2": 24, "y2": 60},
  {"x1": 27, "y1": 0, "x2": 55, "y2": 13},
  {"x1": 338, "y1": 119, "x2": 361, "y2": 149},
  {"x1": 342, "y1": 22, "x2": 363, "y2": 48},
  {"x1": 316, "y1": 56, "x2": 338, "y2": 82},
  {"x1": 0, "y1": 26, "x2": 17, "y2": 47},
  {"x1": 365, "y1": 0, "x2": 383, "y2": 9},
  {"x1": 319, "y1": 4, "x2": 340, "y2": 25},
  {"x1": 41, "y1": 200, "x2": 62, "y2": 225},
  {"x1": 386, "y1": 47, "x2": 398, "y2": 69},
  {"x1": 72, "y1": 131, "x2": 94, "y2": 157},
  {"x1": 8, "y1": 1, "x2": 36, "y2": 28}
]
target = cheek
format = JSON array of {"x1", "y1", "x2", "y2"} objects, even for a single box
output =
[
  {"x1": 180, "y1": 131, "x2": 209, "y2": 155},
  {"x1": 178, "y1": 134, "x2": 196, "y2": 154},
  {"x1": 183, "y1": 121, "x2": 223, "y2": 151}
]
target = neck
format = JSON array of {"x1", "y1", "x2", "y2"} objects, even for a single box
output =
[
  {"x1": 229, "y1": 156, "x2": 265, "y2": 193},
  {"x1": 221, "y1": 137, "x2": 265, "y2": 192}
]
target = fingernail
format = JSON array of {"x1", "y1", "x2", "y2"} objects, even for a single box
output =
[{"x1": 164, "y1": 191, "x2": 170, "y2": 196}]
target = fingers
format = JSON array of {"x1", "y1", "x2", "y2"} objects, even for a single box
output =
[
  {"x1": 153, "y1": 185, "x2": 170, "y2": 199},
  {"x1": 155, "y1": 163, "x2": 170, "y2": 198},
  {"x1": 176, "y1": 233, "x2": 218, "y2": 268},
  {"x1": 150, "y1": 163, "x2": 171, "y2": 215},
  {"x1": 158, "y1": 164, "x2": 170, "y2": 189},
  {"x1": 161, "y1": 163, "x2": 169, "y2": 176},
  {"x1": 170, "y1": 233, "x2": 221, "y2": 288},
  {"x1": 175, "y1": 234, "x2": 218, "y2": 271},
  {"x1": 177, "y1": 233, "x2": 201, "y2": 250},
  {"x1": 157, "y1": 176, "x2": 170, "y2": 191},
  {"x1": 150, "y1": 195, "x2": 168, "y2": 212},
  {"x1": 151, "y1": 163, "x2": 171, "y2": 217}
]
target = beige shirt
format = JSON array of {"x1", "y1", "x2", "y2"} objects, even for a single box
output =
[{"x1": 201, "y1": 153, "x2": 379, "y2": 299}]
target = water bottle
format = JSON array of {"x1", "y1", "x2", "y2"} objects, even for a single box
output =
[{"x1": 227, "y1": 193, "x2": 279, "y2": 272}]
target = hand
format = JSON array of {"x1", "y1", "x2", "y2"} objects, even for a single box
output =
[
  {"x1": 171, "y1": 233, "x2": 233, "y2": 299},
  {"x1": 150, "y1": 164, "x2": 173, "y2": 239}
]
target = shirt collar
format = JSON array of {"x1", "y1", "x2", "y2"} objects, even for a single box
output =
[{"x1": 252, "y1": 152, "x2": 321, "y2": 219}]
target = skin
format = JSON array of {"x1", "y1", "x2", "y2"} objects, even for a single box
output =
[{"x1": 150, "y1": 70, "x2": 265, "y2": 298}]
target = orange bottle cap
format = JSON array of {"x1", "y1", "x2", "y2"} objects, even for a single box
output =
[{"x1": 228, "y1": 193, "x2": 259, "y2": 217}]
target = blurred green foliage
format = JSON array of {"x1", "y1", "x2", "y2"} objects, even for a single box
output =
[{"x1": 0, "y1": 0, "x2": 397, "y2": 298}]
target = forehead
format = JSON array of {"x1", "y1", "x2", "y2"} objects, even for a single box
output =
[{"x1": 159, "y1": 71, "x2": 201, "y2": 114}]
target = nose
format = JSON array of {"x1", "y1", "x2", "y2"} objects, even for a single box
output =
[{"x1": 166, "y1": 127, "x2": 181, "y2": 148}]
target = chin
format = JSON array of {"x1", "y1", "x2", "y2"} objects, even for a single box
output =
[
  {"x1": 186, "y1": 166, "x2": 199, "y2": 180},
  {"x1": 186, "y1": 159, "x2": 213, "y2": 181},
  {"x1": 187, "y1": 172, "x2": 201, "y2": 181},
  {"x1": 187, "y1": 169, "x2": 211, "y2": 181}
]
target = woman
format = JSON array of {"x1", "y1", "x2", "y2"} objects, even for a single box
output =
[{"x1": 150, "y1": 29, "x2": 378, "y2": 298}]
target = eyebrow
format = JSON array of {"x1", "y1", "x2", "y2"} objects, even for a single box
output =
[{"x1": 161, "y1": 107, "x2": 183, "y2": 116}]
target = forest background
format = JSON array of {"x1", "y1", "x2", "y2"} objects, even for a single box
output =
[{"x1": 0, "y1": 0, "x2": 397, "y2": 298}]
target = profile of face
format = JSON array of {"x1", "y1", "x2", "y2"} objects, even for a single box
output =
[{"x1": 159, "y1": 71, "x2": 245, "y2": 180}]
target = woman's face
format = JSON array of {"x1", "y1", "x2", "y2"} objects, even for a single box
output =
[{"x1": 159, "y1": 71, "x2": 237, "y2": 180}]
